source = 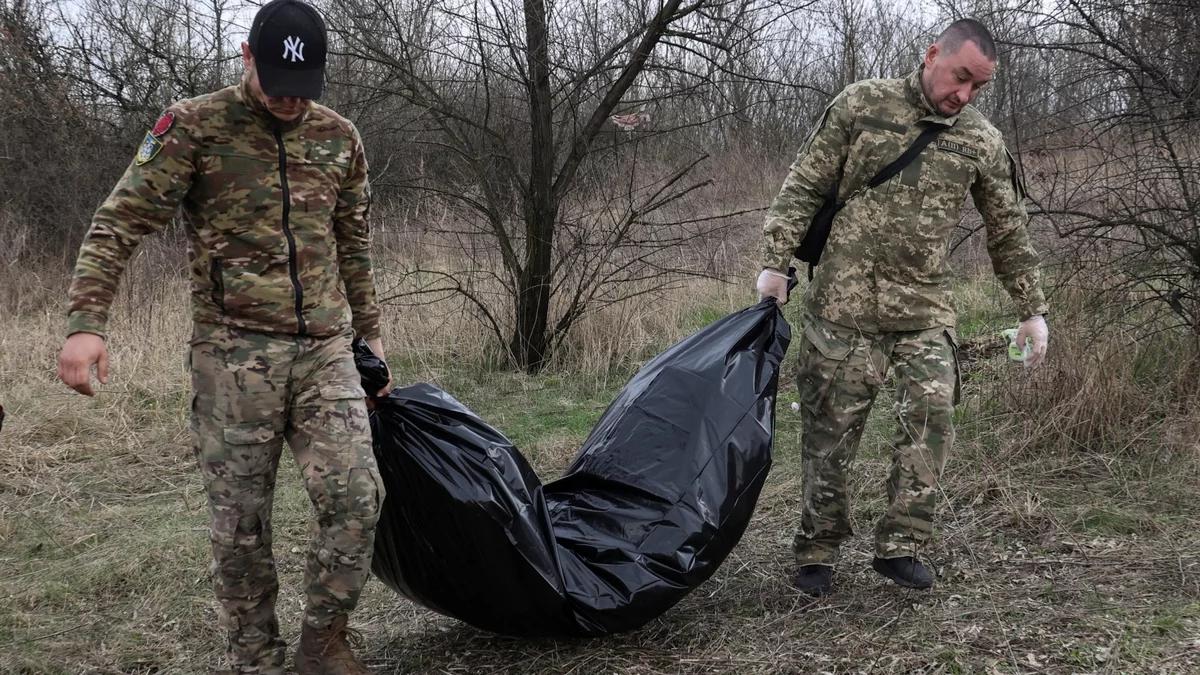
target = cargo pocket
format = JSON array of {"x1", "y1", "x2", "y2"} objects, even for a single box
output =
[
  {"x1": 943, "y1": 328, "x2": 962, "y2": 406},
  {"x1": 349, "y1": 466, "x2": 385, "y2": 525},
  {"x1": 317, "y1": 382, "x2": 369, "y2": 435},
  {"x1": 313, "y1": 466, "x2": 383, "y2": 569},
  {"x1": 796, "y1": 318, "x2": 854, "y2": 415},
  {"x1": 220, "y1": 421, "x2": 279, "y2": 477}
]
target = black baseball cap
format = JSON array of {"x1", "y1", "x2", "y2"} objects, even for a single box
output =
[{"x1": 248, "y1": 0, "x2": 327, "y2": 100}]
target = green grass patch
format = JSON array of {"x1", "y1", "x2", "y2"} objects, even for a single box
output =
[
  {"x1": 680, "y1": 304, "x2": 728, "y2": 333},
  {"x1": 1072, "y1": 507, "x2": 1149, "y2": 535}
]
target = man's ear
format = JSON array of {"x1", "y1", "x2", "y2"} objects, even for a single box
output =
[{"x1": 924, "y1": 42, "x2": 940, "y2": 69}]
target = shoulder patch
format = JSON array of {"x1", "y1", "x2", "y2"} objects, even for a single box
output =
[
  {"x1": 151, "y1": 111, "x2": 176, "y2": 138},
  {"x1": 936, "y1": 138, "x2": 981, "y2": 160},
  {"x1": 134, "y1": 132, "x2": 164, "y2": 166}
]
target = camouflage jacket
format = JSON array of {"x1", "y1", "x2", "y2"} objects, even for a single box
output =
[
  {"x1": 67, "y1": 74, "x2": 381, "y2": 340},
  {"x1": 763, "y1": 67, "x2": 1048, "y2": 332}
]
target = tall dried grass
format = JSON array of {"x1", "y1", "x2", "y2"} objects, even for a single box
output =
[{"x1": 964, "y1": 277, "x2": 1200, "y2": 461}]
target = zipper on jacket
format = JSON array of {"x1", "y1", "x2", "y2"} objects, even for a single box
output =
[{"x1": 273, "y1": 125, "x2": 307, "y2": 334}]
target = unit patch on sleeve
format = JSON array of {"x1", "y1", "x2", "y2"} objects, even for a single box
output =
[
  {"x1": 150, "y1": 111, "x2": 176, "y2": 137},
  {"x1": 134, "y1": 132, "x2": 164, "y2": 166}
]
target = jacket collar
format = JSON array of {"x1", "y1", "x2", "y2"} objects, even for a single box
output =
[
  {"x1": 906, "y1": 66, "x2": 960, "y2": 128},
  {"x1": 238, "y1": 71, "x2": 310, "y2": 132}
]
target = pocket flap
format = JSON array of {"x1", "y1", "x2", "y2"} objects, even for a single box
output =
[
  {"x1": 223, "y1": 421, "x2": 276, "y2": 445},
  {"x1": 803, "y1": 321, "x2": 853, "y2": 361}
]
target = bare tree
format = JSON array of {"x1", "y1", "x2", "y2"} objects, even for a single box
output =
[
  {"x1": 331, "y1": 0, "x2": 784, "y2": 371},
  {"x1": 1, "y1": 0, "x2": 109, "y2": 256},
  {"x1": 1003, "y1": 0, "x2": 1200, "y2": 336},
  {"x1": 1, "y1": 0, "x2": 246, "y2": 256},
  {"x1": 55, "y1": 0, "x2": 239, "y2": 119}
]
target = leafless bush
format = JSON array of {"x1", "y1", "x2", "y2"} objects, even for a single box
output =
[{"x1": 973, "y1": 280, "x2": 1200, "y2": 457}]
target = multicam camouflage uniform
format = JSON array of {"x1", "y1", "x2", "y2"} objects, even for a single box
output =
[
  {"x1": 764, "y1": 67, "x2": 1048, "y2": 566},
  {"x1": 67, "y1": 73, "x2": 384, "y2": 672}
]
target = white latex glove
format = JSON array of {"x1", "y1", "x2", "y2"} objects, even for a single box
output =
[
  {"x1": 1015, "y1": 315, "x2": 1048, "y2": 369},
  {"x1": 756, "y1": 268, "x2": 789, "y2": 304}
]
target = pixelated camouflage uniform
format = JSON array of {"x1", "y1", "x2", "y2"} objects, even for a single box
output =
[
  {"x1": 763, "y1": 67, "x2": 1048, "y2": 566},
  {"x1": 67, "y1": 73, "x2": 384, "y2": 672}
]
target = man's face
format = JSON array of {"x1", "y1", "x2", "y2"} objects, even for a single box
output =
[
  {"x1": 240, "y1": 42, "x2": 309, "y2": 121},
  {"x1": 921, "y1": 40, "x2": 995, "y2": 117}
]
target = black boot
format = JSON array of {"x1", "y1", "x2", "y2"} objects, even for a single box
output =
[
  {"x1": 793, "y1": 564, "x2": 834, "y2": 596},
  {"x1": 871, "y1": 556, "x2": 934, "y2": 589}
]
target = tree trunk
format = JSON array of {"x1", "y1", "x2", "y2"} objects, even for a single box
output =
[{"x1": 512, "y1": 0, "x2": 556, "y2": 372}]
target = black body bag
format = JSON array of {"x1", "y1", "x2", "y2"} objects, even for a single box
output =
[{"x1": 355, "y1": 298, "x2": 791, "y2": 637}]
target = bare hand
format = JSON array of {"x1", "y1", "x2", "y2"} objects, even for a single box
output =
[{"x1": 58, "y1": 333, "x2": 109, "y2": 396}]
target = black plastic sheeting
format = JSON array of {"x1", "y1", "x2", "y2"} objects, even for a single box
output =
[{"x1": 356, "y1": 299, "x2": 791, "y2": 637}]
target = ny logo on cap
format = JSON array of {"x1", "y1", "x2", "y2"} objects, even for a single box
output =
[{"x1": 282, "y1": 35, "x2": 305, "y2": 63}]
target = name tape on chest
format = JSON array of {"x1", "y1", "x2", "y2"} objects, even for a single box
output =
[{"x1": 936, "y1": 138, "x2": 980, "y2": 160}]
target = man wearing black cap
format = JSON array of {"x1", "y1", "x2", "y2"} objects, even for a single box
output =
[{"x1": 58, "y1": 1, "x2": 388, "y2": 672}]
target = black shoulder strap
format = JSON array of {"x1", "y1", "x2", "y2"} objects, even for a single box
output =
[
  {"x1": 866, "y1": 123, "x2": 948, "y2": 190},
  {"x1": 804, "y1": 123, "x2": 950, "y2": 282}
]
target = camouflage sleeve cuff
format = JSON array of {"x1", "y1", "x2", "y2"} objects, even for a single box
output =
[
  {"x1": 1019, "y1": 303, "x2": 1049, "y2": 322},
  {"x1": 762, "y1": 250, "x2": 795, "y2": 274},
  {"x1": 66, "y1": 311, "x2": 109, "y2": 339},
  {"x1": 352, "y1": 315, "x2": 382, "y2": 342},
  {"x1": 1017, "y1": 289, "x2": 1049, "y2": 321}
]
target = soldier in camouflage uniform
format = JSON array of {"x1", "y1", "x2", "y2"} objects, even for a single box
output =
[
  {"x1": 755, "y1": 19, "x2": 1050, "y2": 596},
  {"x1": 57, "y1": 2, "x2": 388, "y2": 672}
]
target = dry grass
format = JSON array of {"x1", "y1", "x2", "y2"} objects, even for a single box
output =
[{"x1": 2, "y1": 239, "x2": 1199, "y2": 673}]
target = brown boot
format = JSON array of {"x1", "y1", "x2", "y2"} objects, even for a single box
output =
[{"x1": 293, "y1": 615, "x2": 370, "y2": 675}]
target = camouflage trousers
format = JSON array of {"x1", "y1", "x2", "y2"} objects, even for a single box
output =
[
  {"x1": 189, "y1": 323, "x2": 384, "y2": 672},
  {"x1": 793, "y1": 314, "x2": 960, "y2": 566}
]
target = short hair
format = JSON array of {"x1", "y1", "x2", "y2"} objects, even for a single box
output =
[{"x1": 937, "y1": 18, "x2": 997, "y2": 61}]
